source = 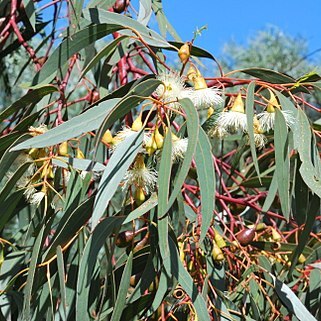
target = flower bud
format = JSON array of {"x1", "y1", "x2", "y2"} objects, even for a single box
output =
[
  {"x1": 212, "y1": 241, "x2": 224, "y2": 262},
  {"x1": 135, "y1": 187, "x2": 146, "y2": 205},
  {"x1": 101, "y1": 130, "x2": 113, "y2": 145},
  {"x1": 207, "y1": 106, "x2": 214, "y2": 118},
  {"x1": 58, "y1": 141, "x2": 69, "y2": 156},
  {"x1": 154, "y1": 126, "x2": 164, "y2": 149},
  {"x1": 187, "y1": 65, "x2": 201, "y2": 81},
  {"x1": 298, "y1": 254, "x2": 306, "y2": 264},
  {"x1": 113, "y1": 0, "x2": 128, "y2": 13},
  {"x1": 266, "y1": 89, "x2": 280, "y2": 113},
  {"x1": 236, "y1": 228, "x2": 255, "y2": 246},
  {"x1": 214, "y1": 230, "x2": 227, "y2": 248},
  {"x1": 145, "y1": 137, "x2": 157, "y2": 156},
  {"x1": 76, "y1": 148, "x2": 85, "y2": 159},
  {"x1": 178, "y1": 43, "x2": 190, "y2": 64},
  {"x1": 231, "y1": 93, "x2": 245, "y2": 113},
  {"x1": 132, "y1": 116, "x2": 143, "y2": 131},
  {"x1": 28, "y1": 148, "x2": 39, "y2": 159},
  {"x1": 271, "y1": 228, "x2": 282, "y2": 242},
  {"x1": 41, "y1": 163, "x2": 54, "y2": 179},
  {"x1": 178, "y1": 241, "x2": 185, "y2": 262},
  {"x1": 193, "y1": 76, "x2": 208, "y2": 90},
  {"x1": 130, "y1": 273, "x2": 142, "y2": 287}
]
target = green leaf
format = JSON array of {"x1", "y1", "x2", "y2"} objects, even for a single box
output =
[
  {"x1": 76, "y1": 217, "x2": 124, "y2": 320},
  {"x1": 52, "y1": 156, "x2": 106, "y2": 172},
  {"x1": 13, "y1": 78, "x2": 160, "y2": 151},
  {"x1": 137, "y1": 0, "x2": 152, "y2": 26},
  {"x1": 274, "y1": 108, "x2": 290, "y2": 219},
  {"x1": 246, "y1": 81, "x2": 261, "y2": 181},
  {"x1": 240, "y1": 68, "x2": 296, "y2": 84},
  {"x1": 157, "y1": 131, "x2": 172, "y2": 271},
  {"x1": 151, "y1": 0, "x2": 181, "y2": 40},
  {"x1": 168, "y1": 237, "x2": 211, "y2": 321},
  {"x1": 11, "y1": 98, "x2": 120, "y2": 150},
  {"x1": 166, "y1": 98, "x2": 199, "y2": 212},
  {"x1": 241, "y1": 176, "x2": 272, "y2": 188},
  {"x1": 270, "y1": 273, "x2": 317, "y2": 321},
  {"x1": 123, "y1": 192, "x2": 158, "y2": 225},
  {"x1": 69, "y1": 0, "x2": 84, "y2": 33},
  {"x1": 32, "y1": 24, "x2": 123, "y2": 85},
  {"x1": 0, "y1": 190, "x2": 25, "y2": 231},
  {"x1": 0, "y1": 85, "x2": 58, "y2": 123},
  {"x1": 56, "y1": 246, "x2": 67, "y2": 321},
  {"x1": 80, "y1": 35, "x2": 128, "y2": 78},
  {"x1": 110, "y1": 252, "x2": 133, "y2": 321},
  {"x1": 43, "y1": 197, "x2": 94, "y2": 261},
  {"x1": 195, "y1": 127, "x2": 215, "y2": 242},
  {"x1": 289, "y1": 194, "x2": 320, "y2": 273},
  {"x1": 83, "y1": 8, "x2": 170, "y2": 48},
  {"x1": 92, "y1": 130, "x2": 143, "y2": 228},
  {"x1": 22, "y1": 225, "x2": 45, "y2": 321},
  {"x1": 86, "y1": 0, "x2": 115, "y2": 9},
  {"x1": 0, "y1": 134, "x2": 30, "y2": 183},
  {"x1": 0, "y1": 162, "x2": 32, "y2": 204}
]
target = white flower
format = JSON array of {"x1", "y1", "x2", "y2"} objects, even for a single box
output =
[
  {"x1": 111, "y1": 128, "x2": 150, "y2": 153},
  {"x1": 155, "y1": 71, "x2": 185, "y2": 108},
  {"x1": 23, "y1": 185, "x2": 37, "y2": 201},
  {"x1": 183, "y1": 87, "x2": 223, "y2": 109},
  {"x1": 215, "y1": 111, "x2": 247, "y2": 133},
  {"x1": 254, "y1": 133, "x2": 267, "y2": 149},
  {"x1": 29, "y1": 191, "x2": 45, "y2": 206},
  {"x1": 246, "y1": 133, "x2": 267, "y2": 149},
  {"x1": 29, "y1": 124, "x2": 48, "y2": 136},
  {"x1": 172, "y1": 137, "x2": 188, "y2": 162},
  {"x1": 257, "y1": 110, "x2": 294, "y2": 132},
  {"x1": 208, "y1": 125, "x2": 228, "y2": 139},
  {"x1": 123, "y1": 154, "x2": 157, "y2": 194}
]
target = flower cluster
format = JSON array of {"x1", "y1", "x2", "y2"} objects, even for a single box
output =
[
  {"x1": 154, "y1": 66, "x2": 223, "y2": 112},
  {"x1": 209, "y1": 90, "x2": 294, "y2": 149},
  {"x1": 12, "y1": 125, "x2": 90, "y2": 208}
]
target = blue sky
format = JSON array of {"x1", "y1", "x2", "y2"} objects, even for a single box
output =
[{"x1": 162, "y1": 0, "x2": 321, "y2": 57}]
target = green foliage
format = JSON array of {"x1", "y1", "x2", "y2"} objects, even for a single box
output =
[{"x1": 1, "y1": 2, "x2": 321, "y2": 321}]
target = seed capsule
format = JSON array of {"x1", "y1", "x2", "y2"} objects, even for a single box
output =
[
  {"x1": 236, "y1": 228, "x2": 255, "y2": 246},
  {"x1": 115, "y1": 231, "x2": 135, "y2": 248}
]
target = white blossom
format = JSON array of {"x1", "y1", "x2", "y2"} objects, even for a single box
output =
[
  {"x1": 172, "y1": 137, "x2": 188, "y2": 162},
  {"x1": 257, "y1": 110, "x2": 294, "y2": 132},
  {"x1": 155, "y1": 71, "x2": 185, "y2": 109},
  {"x1": 215, "y1": 111, "x2": 247, "y2": 133},
  {"x1": 183, "y1": 87, "x2": 223, "y2": 109},
  {"x1": 29, "y1": 191, "x2": 45, "y2": 206},
  {"x1": 123, "y1": 155, "x2": 157, "y2": 194}
]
